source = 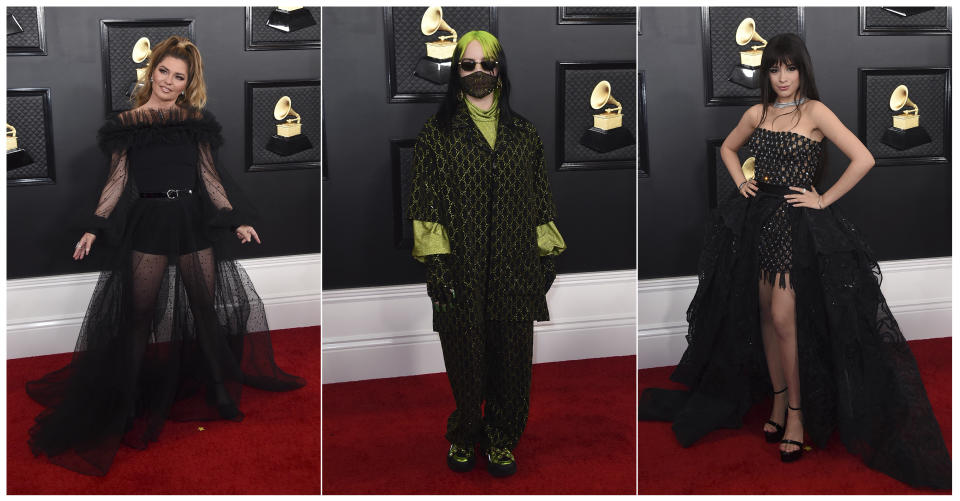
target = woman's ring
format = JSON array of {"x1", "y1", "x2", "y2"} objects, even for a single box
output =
[{"x1": 802, "y1": 188, "x2": 807, "y2": 193}]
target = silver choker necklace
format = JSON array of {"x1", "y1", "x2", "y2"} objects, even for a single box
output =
[{"x1": 773, "y1": 98, "x2": 807, "y2": 108}]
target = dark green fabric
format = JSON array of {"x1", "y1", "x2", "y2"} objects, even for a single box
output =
[
  {"x1": 425, "y1": 254, "x2": 455, "y2": 312},
  {"x1": 439, "y1": 320, "x2": 534, "y2": 449},
  {"x1": 408, "y1": 102, "x2": 558, "y2": 332}
]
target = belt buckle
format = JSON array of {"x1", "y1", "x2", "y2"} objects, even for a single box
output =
[{"x1": 166, "y1": 189, "x2": 177, "y2": 199}]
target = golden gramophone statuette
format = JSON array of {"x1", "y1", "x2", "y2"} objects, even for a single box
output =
[
  {"x1": 741, "y1": 156, "x2": 756, "y2": 181},
  {"x1": 880, "y1": 84, "x2": 931, "y2": 150},
  {"x1": 126, "y1": 37, "x2": 151, "y2": 98},
  {"x1": 579, "y1": 80, "x2": 635, "y2": 153},
  {"x1": 265, "y1": 96, "x2": 313, "y2": 156},
  {"x1": 414, "y1": 6, "x2": 458, "y2": 85},
  {"x1": 6, "y1": 123, "x2": 35, "y2": 171},
  {"x1": 266, "y1": 6, "x2": 317, "y2": 33},
  {"x1": 728, "y1": 17, "x2": 767, "y2": 89}
]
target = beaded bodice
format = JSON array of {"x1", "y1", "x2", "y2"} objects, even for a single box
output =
[{"x1": 746, "y1": 128, "x2": 822, "y2": 187}]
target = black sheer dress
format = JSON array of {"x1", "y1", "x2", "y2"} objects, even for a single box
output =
[
  {"x1": 25, "y1": 107, "x2": 306, "y2": 476},
  {"x1": 638, "y1": 128, "x2": 951, "y2": 490}
]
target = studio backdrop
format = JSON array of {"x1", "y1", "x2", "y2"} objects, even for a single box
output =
[{"x1": 6, "y1": 7, "x2": 322, "y2": 280}]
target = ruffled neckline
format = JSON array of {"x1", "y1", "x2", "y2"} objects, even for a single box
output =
[{"x1": 97, "y1": 106, "x2": 223, "y2": 153}]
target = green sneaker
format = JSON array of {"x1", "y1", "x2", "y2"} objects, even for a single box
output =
[
  {"x1": 447, "y1": 444, "x2": 475, "y2": 473},
  {"x1": 486, "y1": 446, "x2": 517, "y2": 477}
]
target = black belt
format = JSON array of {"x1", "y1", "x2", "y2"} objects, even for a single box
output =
[
  {"x1": 140, "y1": 188, "x2": 194, "y2": 199},
  {"x1": 757, "y1": 182, "x2": 800, "y2": 196}
]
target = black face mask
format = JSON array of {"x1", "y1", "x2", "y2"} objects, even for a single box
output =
[{"x1": 460, "y1": 71, "x2": 498, "y2": 98}]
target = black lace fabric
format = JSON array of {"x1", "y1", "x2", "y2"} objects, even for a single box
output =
[
  {"x1": 638, "y1": 129, "x2": 951, "y2": 490},
  {"x1": 25, "y1": 107, "x2": 305, "y2": 476}
]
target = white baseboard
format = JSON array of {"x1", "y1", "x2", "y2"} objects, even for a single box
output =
[
  {"x1": 322, "y1": 269, "x2": 637, "y2": 383},
  {"x1": 637, "y1": 257, "x2": 951, "y2": 370},
  {"x1": 6, "y1": 253, "x2": 322, "y2": 360}
]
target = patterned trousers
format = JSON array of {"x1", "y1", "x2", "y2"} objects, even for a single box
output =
[{"x1": 438, "y1": 319, "x2": 534, "y2": 450}]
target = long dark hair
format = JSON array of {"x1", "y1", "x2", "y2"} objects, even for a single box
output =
[
  {"x1": 757, "y1": 33, "x2": 826, "y2": 183},
  {"x1": 436, "y1": 30, "x2": 514, "y2": 130}
]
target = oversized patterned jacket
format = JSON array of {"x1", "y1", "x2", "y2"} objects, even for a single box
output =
[{"x1": 408, "y1": 103, "x2": 560, "y2": 329}]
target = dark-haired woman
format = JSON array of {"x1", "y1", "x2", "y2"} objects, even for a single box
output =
[
  {"x1": 638, "y1": 33, "x2": 950, "y2": 489},
  {"x1": 26, "y1": 35, "x2": 305, "y2": 476},
  {"x1": 408, "y1": 30, "x2": 566, "y2": 477}
]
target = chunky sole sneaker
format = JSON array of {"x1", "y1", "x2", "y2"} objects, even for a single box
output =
[
  {"x1": 447, "y1": 444, "x2": 475, "y2": 473},
  {"x1": 486, "y1": 448, "x2": 517, "y2": 477}
]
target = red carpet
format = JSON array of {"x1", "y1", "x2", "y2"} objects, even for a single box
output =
[
  {"x1": 7, "y1": 326, "x2": 320, "y2": 495},
  {"x1": 638, "y1": 337, "x2": 952, "y2": 494},
  {"x1": 322, "y1": 355, "x2": 636, "y2": 494}
]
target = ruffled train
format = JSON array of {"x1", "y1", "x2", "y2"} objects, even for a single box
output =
[
  {"x1": 26, "y1": 108, "x2": 305, "y2": 476},
  {"x1": 638, "y1": 188, "x2": 951, "y2": 490}
]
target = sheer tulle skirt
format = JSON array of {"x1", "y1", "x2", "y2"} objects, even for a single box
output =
[
  {"x1": 26, "y1": 198, "x2": 305, "y2": 476},
  {"x1": 638, "y1": 189, "x2": 951, "y2": 490}
]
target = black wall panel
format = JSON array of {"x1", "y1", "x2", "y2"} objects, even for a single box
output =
[
  {"x1": 7, "y1": 7, "x2": 322, "y2": 279},
  {"x1": 637, "y1": 7, "x2": 951, "y2": 279},
  {"x1": 323, "y1": 7, "x2": 637, "y2": 290}
]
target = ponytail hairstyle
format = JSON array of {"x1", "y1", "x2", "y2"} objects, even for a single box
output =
[
  {"x1": 436, "y1": 30, "x2": 513, "y2": 130},
  {"x1": 131, "y1": 35, "x2": 207, "y2": 109}
]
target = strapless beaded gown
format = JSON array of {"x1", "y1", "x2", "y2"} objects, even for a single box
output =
[{"x1": 638, "y1": 128, "x2": 951, "y2": 490}]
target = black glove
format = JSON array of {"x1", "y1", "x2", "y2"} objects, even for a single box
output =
[
  {"x1": 425, "y1": 254, "x2": 455, "y2": 312},
  {"x1": 541, "y1": 256, "x2": 557, "y2": 294}
]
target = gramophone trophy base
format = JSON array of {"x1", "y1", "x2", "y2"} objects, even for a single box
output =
[
  {"x1": 579, "y1": 126, "x2": 635, "y2": 154},
  {"x1": 266, "y1": 8, "x2": 317, "y2": 33},
  {"x1": 892, "y1": 114, "x2": 919, "y2": 130},
  {"x1": 881, "y1": 126, "x2": 931, "y2": 150},
  {"x1": 593, "y1": 113, "x2": 623, "y2": 130},
  {"x1": 425, "y1": 41, "x2": 456, "y2": 60},
  {"x1": 414, "y1": 57, "x2": 453, "y2": 85},
  {"x1": 265, "y1": 134, "x2": 313, "y2": 156},
  {"x1": 7, "y1": 148, "x2": 34, "y2": 171},
  {"x1": 729, "y1": 64, "x2": 761, "y2": 89},
  {"x1": 7, "y1": 14, "x2": 24, "y2": 35},
  {"x1": 126, "y1": 81, "x2": 145, "y2": 98}
]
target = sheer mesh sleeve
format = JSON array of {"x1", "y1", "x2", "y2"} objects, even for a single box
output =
[
  {"x1": 198, "y1": 142, "x2": 234, "y2": 212},
  {"x1": 83, "y1": 148, "x2": 134, "y2": 244},
  {"x1": 93, "y1": 151, "x2": 129, "y2": 219},
  {"x1": 195, "y1": 140, "x2": 259, "y2": 235}
]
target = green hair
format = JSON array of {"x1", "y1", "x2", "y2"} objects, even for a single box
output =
[{"x1": 454, "y1": 30, "x2": 502, "y2": 61}]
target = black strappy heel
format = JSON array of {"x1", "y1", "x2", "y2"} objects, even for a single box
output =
[
  {"x1": 780, "y1": 403, "x2": 804, "y2": 463},
  {"x1": 763, "y1": 386, "x2": 787, "y2": 443}
]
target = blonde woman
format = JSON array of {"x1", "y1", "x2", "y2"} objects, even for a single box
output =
[{"x1": 26, "y1": 36, "x2": 305, "y2": 476}]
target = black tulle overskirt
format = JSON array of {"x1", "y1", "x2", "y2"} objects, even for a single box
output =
[
  {"x1": 26, "y1": 195, "x2": 305, "y2": 476},
  {"x1": 638, "y1": 188, "x2": 951, "y2": 490}
]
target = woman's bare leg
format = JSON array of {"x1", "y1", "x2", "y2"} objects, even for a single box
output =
[
  {"x1": 770, "y1": 272, "x2": 802, "y2": 453},
  {"x1": 759, "y1": 278, "x2": 788, "y2": 434}
]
